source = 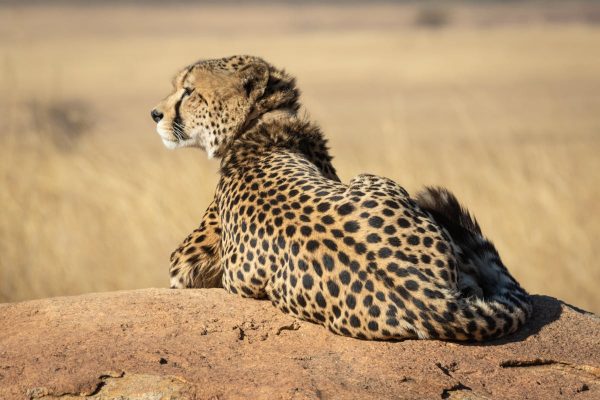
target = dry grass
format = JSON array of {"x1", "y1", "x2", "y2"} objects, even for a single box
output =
[{"x1": 1, "y1": 3, "x2": 599, "y2": 313}]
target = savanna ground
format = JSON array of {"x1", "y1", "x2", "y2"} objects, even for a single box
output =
[{"x1": 1, "y1": 1, "x2": 599, "y2": 313}]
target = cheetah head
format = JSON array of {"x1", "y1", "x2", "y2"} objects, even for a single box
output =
[{"x1": 151, "y1": 55, "x2": 299, "y2": 158}]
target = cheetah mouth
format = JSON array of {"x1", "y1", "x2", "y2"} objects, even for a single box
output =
[
  {"x1": 155, "y1": 121, "x2": 202, "y2": 151},
  {"x1": 156, "y1": 121, "x2": 180, "y2": 143}
]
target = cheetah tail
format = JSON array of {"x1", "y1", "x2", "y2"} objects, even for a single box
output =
[{"x1": 415, "y1": 186, "x2": 533, "y2": 340}]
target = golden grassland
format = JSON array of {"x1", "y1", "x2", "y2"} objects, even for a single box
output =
[{"x1": 1, "y1": 3, "x2": 599, "y2": 312}]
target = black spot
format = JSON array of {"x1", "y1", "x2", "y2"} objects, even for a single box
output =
[
  {"x1": 388, "y1": 237, "x2": 401, "y2": 247},
  {"x1": 313, "y1": 312, "x2": 326, "y2": 322},
  {"x1": 277, "y1": 236, "x2": 286, "y2": 249},
  {"x1": 285, "y1": 225, "x2": 296, "y2": 237},
  {"x1": 447, "y1": 302, "x2": 459, "y2": 313},
  {"x1": 467, "y1": 320, "x2": 478, "y2": 333},
  {"x1": 323, "y1": 254, "x2": 335, "y2": 271},
  {"x1": 368, "y1": 305, "x2": 381, "y2": 317},
  {"x1": 315, "y1": 292, "x2": 327, "y2": 308},
  {"x1": 407, "y1": 235, "x2": 420, "y2": 246},
  {"x1": 332, "y1": 305, "x2": 341, "y2": 318},
  {"x1": 339, "y1": 270, "x2": 351, "y2": 284},
  {"x1": 302, "y1": 274, "x2": 314, "y2": 290},
  {"x1": 337, "y1": 203, "x2": 355, "y2": 216},
  {"x1": 386, "y1": 262, "x2": 398, "y2": 273},
  {"x1": 354, "y1": 243, "x2": 367, "y2": 254},
  {"x1": 405, "y1": 280, "x2": 419, "y2": 291},
  {"x1": 436, "y1": 241, "x2": 448, "y2": 254},
  {"x1": 312, "y1": 260, "x2": 323, "y2": 277},
  {"x1": 423, "y1": 288, "x2": 443, "y2": 299},
  {"x1": 327, "y1": 280, "x2": 340, "y2": 297},
  {"x1": 322, "y1": 215, "x2": 335, "y2": 225},
  {"x1": 484, "y1": 315, "x2": 497, "y2": 330},
  {"x1": 368, "y1": 321, "x2": 379, "y2": 332},
  {"x1": 384, "y1": 225, "x2": 397, "y2": 235},
  {"x1": 331, "y1": 229, "x2": 344, "y2": 238},
  {"x1": 366, "y1": 233, "x2": 381, "y2": 243},
  {"x1": 337, "y1": 251, "x2": 350, "y2": 265},
  {"x1": 241, "y1": 286, "x2": 254, "y2": 296},
  {"x1": 296, "y1": 294, "x2": 307, "y2": 307},
  {"x1": 423, "y1": 237, "x2": 433, "y2": 247},
  {"x1": 343, "y1": 221, "x2": 360, "y2": 233},
  {"x1": 317, "y1": 202, "x2": 331, "y2": 212},
  {"x1": 351, "y1": 280, "x2": 363, "y2": 293},
  {"x1": 343, "y1": 236, "x2": 356, "y2": 246},
  {"x1": 413, "y1": 298, "x2": 427, "y2": 311},
  {"x1": 378, "y1": 247, "x2": 392, "y2": 258},
  {"x1": 368, "y1": 216, "x2": 384, "y2": 228},
  {"x1": 363, "y1": 200, "x2": 378, "y2": 208},
  {"x1": 323, "y1": 239, "x2": 338, "y2": 251},
  {"x1": 396, "y1": 285, "x2": 410, "y2": 300},
  {"x1": 291, "y1": 243, "x2": 300, "y2": 256},
  {"x1": 300, "y1": 226, "x2": 312, "y2": 237},
  {"x1": 382, "y1": 208, "x2": 394, "y2": 217},
  {"x1": 422, "y1": 321, "x2": 439, "y2": 338},
  {"x1": 397, "y1": 218, "x2": 411, "y2": 228},
  {"x1": 346, "y1": 294, "x2": 357, "y2": 309},
  {"x1": 349, "y1": 315, "x2": 361, "y2": 328},
  {"x1": 306, "y1": 240, "x2": 320, "y2": 252}
]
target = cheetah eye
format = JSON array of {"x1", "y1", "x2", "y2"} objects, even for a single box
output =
[{"x1": 183, "y1": 87, "x2": 194, "y2": 96}]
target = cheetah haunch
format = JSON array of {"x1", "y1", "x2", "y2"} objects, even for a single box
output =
[{"x1": 151, "y1": 55, "x2": 532, "y2": 341}]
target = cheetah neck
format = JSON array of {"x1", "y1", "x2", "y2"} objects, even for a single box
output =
[{"x1": 220, "y1": 114, "x2": 339, "y2": 181}]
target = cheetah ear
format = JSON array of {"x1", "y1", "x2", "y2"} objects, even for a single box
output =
[{"x1": 237, "y1": 62, "x2": 269, "y2": 101}]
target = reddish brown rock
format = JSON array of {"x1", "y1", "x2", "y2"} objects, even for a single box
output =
[{"x1": 0, "y1": 289, "x2": 598, "y2": 399}]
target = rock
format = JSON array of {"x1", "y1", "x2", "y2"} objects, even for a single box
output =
[{"x1": 0, "y1": 289, "x2": 598, "y2": 399}]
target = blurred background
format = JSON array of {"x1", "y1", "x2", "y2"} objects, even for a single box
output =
[{"x1": 1, "y1": 0, "x2": 599, "y2": 313}]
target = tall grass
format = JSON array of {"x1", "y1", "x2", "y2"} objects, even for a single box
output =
[{"x1": 1, "y1": 3, "x2": 599, "y2": 312}]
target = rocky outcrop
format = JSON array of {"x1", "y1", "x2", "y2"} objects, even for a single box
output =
[{"x1": 0, "y1": 289, "x2": 598, "y2": 399}]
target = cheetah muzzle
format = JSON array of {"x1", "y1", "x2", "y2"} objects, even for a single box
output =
[{"x1": 152, "y1": 55, "x2": 532, "y2": 341}]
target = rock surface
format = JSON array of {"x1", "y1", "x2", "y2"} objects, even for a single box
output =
[{"x1": 0, "y1": 289, "x2": 598, "y2": 399}]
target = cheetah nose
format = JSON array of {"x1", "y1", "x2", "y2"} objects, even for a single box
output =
[{"x1": 151, "y1": 109, "x2": 163, "y2": 123}]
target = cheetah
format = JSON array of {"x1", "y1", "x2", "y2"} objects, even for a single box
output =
[{"x1": 151, "y1": 55, "x2": 532, "y2": 341}]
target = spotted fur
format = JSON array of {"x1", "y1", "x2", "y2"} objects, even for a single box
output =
[{"x1": 152, "y1": 55, "x2": 532, "y2": 341}]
